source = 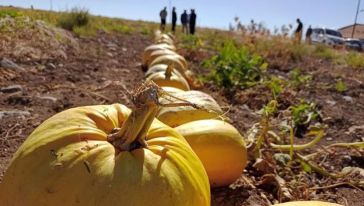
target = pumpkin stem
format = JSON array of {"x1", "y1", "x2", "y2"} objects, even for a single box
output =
[
  {"x1": 164, "y1": 64, "x2": 174, "y2": 80},
  {"x1": 107, "y1": 82, "x2": 160, "y2": 152}
]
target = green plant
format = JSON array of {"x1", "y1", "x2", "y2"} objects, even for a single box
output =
[
  {"x1": 265, "y1": 76, "x2": 286, "y2": 99},
  {"x1": 312, "y1": 44, "x2": 337, "y2": 60},
  {"x1": 204, "y1": 40, "x2": 268, "y2": 90},
  {"x1": 335, "y1": 79, "x2": 347, "y2": 93},
  {"x1": 180, "y1": 34, "x2": 203, "y2": 50},
  {"x1": 289, "y1": 100, "x2": 320, "y2": 137},
  {"x1": 140, "y1": 27, "x2": 150, "y2": 35},
  {"x1": 58, "y1": 7, "x2": 90, "y2": 31},
  {"x1": 113, "y1": 24, "x2": 134, "y2": 34},
  {"x1": 289, "y1": 67, "x2": 311, "y2": 87},
  {"x1": 0, "y1": 10, "x2": 21, "y2": 18},
  {"x1": 344, "y1": 51, "x2": 364, "y2": 69}
]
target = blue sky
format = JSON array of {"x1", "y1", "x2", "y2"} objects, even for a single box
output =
[{"x1": 0, "y1": 0, "x2": 363, "y2": 31}]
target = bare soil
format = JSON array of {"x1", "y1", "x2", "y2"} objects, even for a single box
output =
[{"x1": 1, "y1": 20, "x2": 363, "y2": 206}]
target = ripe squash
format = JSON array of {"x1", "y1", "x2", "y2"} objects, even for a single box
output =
[
  {"x1": 157, "y1": 90, "x2": 223, "y2": 127},
  {"x1": 175, "y1": 119, "x2": 247, "y2": 187},
  {"x1": 146, "y1": 64, "x2": 190, "y2": 91},
  {"x1": 156, "y1": 37, "x2": 174, "y2": 46},
  {"x1": 155, "y1": 33, "x2": 175, "y2": 42},
  {"x1": 143, "y1": 49, "x2": 179, "y2": 67},
  {"x1": 149, "y1": 54, "x2": 188, "y2": 73},
  {"x1": 142, "y1": 44, "x2": 176, "y2": 69},
  {"x1": 0, "y1": 84, "x2": 210, "y2": 206},
  {"x1": 161, "y1": 86, "x2": 185, "y2": 94},
  {"x1": 145, "y1": 64, "x2": 184, "y2": 79},
  {"x1": 273, "y1": 201, "x2": 342, "y2": 206}
]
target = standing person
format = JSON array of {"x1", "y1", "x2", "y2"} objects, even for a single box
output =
[
  {"x1": 186, "y1": 11, "x2": 191, "y2": 34},
  {"x1": 294, "y1": 18, "x2": 303, "y2": 43},
  {"x1": 171, "y1": 7, "x2": 177, "y2": 33},
  {"x1": 160, "y1": 7, "x2": 167, "y2": 31},
  {"x1": 305, "y1": 25, "x2": 313, "y2": 44},
  {"x1": 189, "y1": 9, "x2": 197, "y2": 35},
  {"x1": 181, "y1": 10, "x2": 188, "y2": 34}
]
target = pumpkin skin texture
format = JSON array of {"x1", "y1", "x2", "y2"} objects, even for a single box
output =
[
  {"x1": 0, "y1": 104, "x2": 210, "y2": 206},
  {"x1": 145, "y1": 64, "x2": 184, "y2": 79},
  {"x1": 157, "y1": 90, "x2": 223, "y2": 127},
  {"x1": 273, "y1": 201, "x2": 342, "y2": 206},
  {"x1": 144, "y1": 49, "x2": 179, "y2": 67},
  {"x1": 146, "y1": 70, "x2": 190, "y2": 91},
  {"x1": 161, "y1": 86, "x2": 185, "y2": 94},
  {"x1": 143, "y1": 44, "x2": 176, "y2": 67},
  {"x1": 175, "y1": 119, "x2": 247, "y2": 187},
  {"x1": 149, "y1": 54, "x2": 188, "y2": 74}
]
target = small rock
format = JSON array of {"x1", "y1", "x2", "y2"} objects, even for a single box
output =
[
  {"x1": 326, "y1": 137, "x2": 333, "y2": 141},
  {"x1": 36, "y1": 95, "x2": 58, "y2": 103},
  {"x1": 326, "y1": 100, "x2": 336, "y2": 106},
  {"x1": 46, "y1": 63, "x2": 57, "y2": 70},
  {"x1": 0, "y1": 85, "x2": 23, "y2": 93},
  {"x1": 342, "y1": 96, "x2": 353, "y2": 103},
  {"x1": 106, "y1": 52, "x2": 114, "y2": 57},
  {"x1": 1, "y1": 58, "x2": 24, "y2": 71},
  {"x1": 122, "y1": 47, "x2": 127, "y2": 52},
  {"x1": 107, "y1": 43, "x2": 118, "y2": 48},
  {"x1": 0, "y1": 110, "x2": 31, "y2": 120}
]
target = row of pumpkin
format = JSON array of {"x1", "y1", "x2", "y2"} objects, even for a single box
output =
[
  {"x1": 140, "y1": 32, "x2": 342, "y2": 206},
  {"x1": 141, "y1": 31, "x2": 248, "y2": 188}
]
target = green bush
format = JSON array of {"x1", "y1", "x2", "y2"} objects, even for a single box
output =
[
  {"x1": 345, "y1": 51, "x2": 364, "y2": 69},
  {"x1": 312, "y1": 44, "x2": 337, "y2": 60},
  {"x1": 58, "y1": 7, "x2": 90, "y2": 31},
  {"x1": 113, "y1": 24, "x2": 134, "y2": 34},
  {"x1": 203, "y1": 40, "x2": 268, "y2": 90}
]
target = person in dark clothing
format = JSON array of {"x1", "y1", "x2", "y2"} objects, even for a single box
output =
[
  {"x1": 160, "y1": 7, "x2": 167, "y2": 31},
  {"x1": 305, "y1": 25, "x2": 312, "y2": 44},
  {"x1": 171, "y1": 7, "x2": 177, "y2": 33},
  {"x1": 189, "y1": 9, "x2": 197, "y2": 35},
  {"x1": 181, "y1": 10, "x2": 188, "y2": 34},
  {"x1": 294, "y1": 18, "x2": 303, "y2": 43}
]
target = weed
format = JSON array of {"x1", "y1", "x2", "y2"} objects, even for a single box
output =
[
  {"x1": 0, "y1": 10, "x2": 21, "y2": 18},
  {"x1": 344, "y1": 51, "x2": 364, "y2": 69},
  {"x1": 265, "y1": 76, "x2": 286, "y2": 99},
  {"x1": 289, "y1": 100, "x2": 320, "y2": 137},
  {"x1": 58, "y1": 7, "x2": 90, "y2": 31},
  {"x1": 113, "y1": 24, "x2": 134, "y2": 34},
  {"x1": 289, "y1": 67, "x2": 311, "y2": 87},
  {"x1": 335, "y1": 79, "x2": 347, "y2": 93},
  {"x1": 180, "y1": 34, "x2": 203, "y2": 50},
  {"x1": 203, "y1": 40, "x2": 268, "y2": 90},
  {"x1": 140, "y1": 27, "x2": 150, "y2": 35},
  {"x1": 312, "y1": 44, "x2": 337, "y2": 60}
]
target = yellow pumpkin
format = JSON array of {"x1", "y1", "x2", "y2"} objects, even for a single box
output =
[
  {"x1": 143, "y1": 49, "x2": 179, "y2": 67},
  {"x1": 161, "y1": 86, "x2": 184, "y2": 94},
  {"x1": 157, "y1": 90, "x2": 223, "y2": 127},
  {"x1": 145, "y1": 64, "x2": 184, "y2": 79},
  {"x1": 146, "y1": 64, "x2": 190, "y2": 91},
  {"x1": 142, "y1": 44, "x2": 176, "y2": 69},
  {"x1": 175, "y1": 119, "x2": 247, "y2": 187},
  {"x1": 155, "y1": 33, "x2": 175, "y2": 42},
  {"x1": 155, "y1": 37, "x2": 174, "y2": 46},
  {"x1": 273, "y1": 201, "x2": 342, "y2": 206},
  {"x1": 149, "y1": 54, "x2": 188, "y2": 74},
  {"x1": 0, "y1": 84, "x2": 210, "y2": 206}
]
